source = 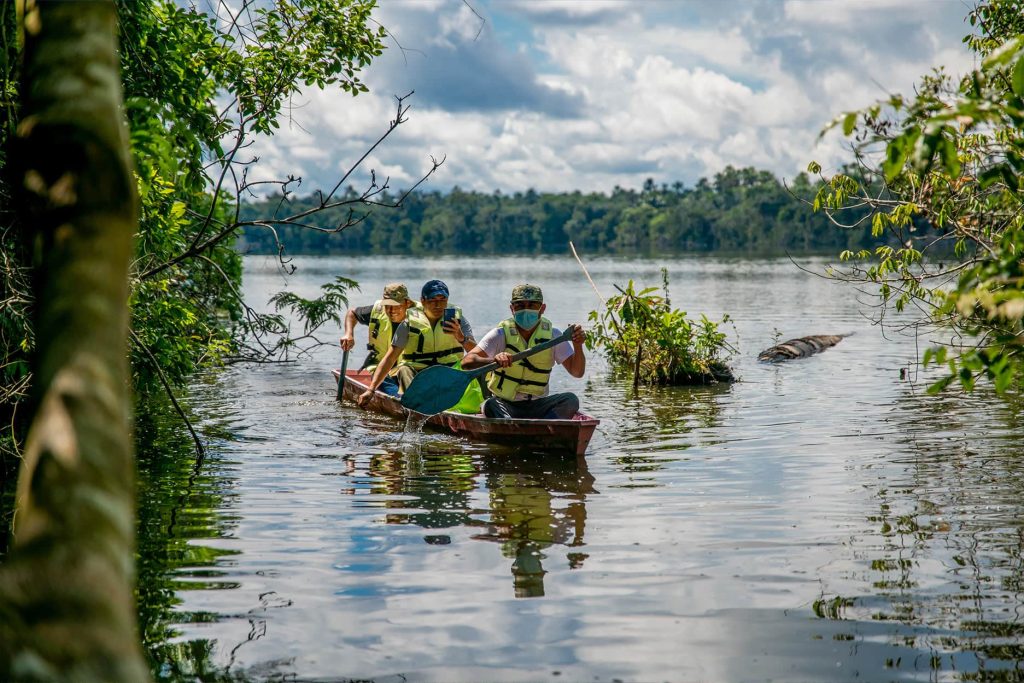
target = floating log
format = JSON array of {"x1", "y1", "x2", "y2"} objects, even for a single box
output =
[{"x1": 757, "y1": 334, "x2": 851, "y2": 362}]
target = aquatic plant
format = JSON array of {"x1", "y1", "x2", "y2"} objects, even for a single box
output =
[{"x1": 587, "y1": 269, "x2": 735, "y2": 387}]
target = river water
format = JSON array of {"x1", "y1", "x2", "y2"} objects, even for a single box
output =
[{"x1": 137, "y1": 255, "x2": 1024, "y2": 682}]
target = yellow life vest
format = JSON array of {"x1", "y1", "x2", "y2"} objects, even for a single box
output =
[
  {"x1": 400, "y1": 306, "x2": 465, "y2": 370},
  {"x1": 366, "y1": 300, "x2": 420, "y2": 371},
  {"x1": 486, "y1": 317, "x2": 555, "y2": 400}
]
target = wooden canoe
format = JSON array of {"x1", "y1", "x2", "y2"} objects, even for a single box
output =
[{"x1": 332, "y1": 369, "x2": 600, "y2": 456}]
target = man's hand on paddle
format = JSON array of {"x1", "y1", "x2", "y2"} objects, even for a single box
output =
[
  {"x1": 568, "y1": 324, "x2": 585, "y2": 345},
  {"x1": 493, "y1": 351, "x2": 514, "y2": 368},
  {"x1": 563, "y1": 324, "x2": 587, "y2": 378},
  {"x1": 340, "y1": 334, "x2": 355, "y2": 351}
]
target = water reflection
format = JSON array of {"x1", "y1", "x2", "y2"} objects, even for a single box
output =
[
  {"x1": 813, "y1": 387, "x2": 1024, "y2": 680},
  {"x1": 368, "y1": 445, "x2": 593, "y2": 599},
  {"x1": 472, "y1": 453, "x2": 593, "y2": 598},
  {"x1": 595, "y1": 380, "x2": 729, "y2": 484},
  {"x1": 134, "y1": 387, "x2": 240, "y2": 679},
  {"x1": 364, "y1": 444, "x2": 478, "y2": 530},
  {"x1": 131, "y1": 256, "x2": 1024, "y2": 681}
]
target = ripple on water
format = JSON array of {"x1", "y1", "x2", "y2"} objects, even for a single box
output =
[{"x1": 137, "y1": 256, "x2": 1024, "y2": 681}]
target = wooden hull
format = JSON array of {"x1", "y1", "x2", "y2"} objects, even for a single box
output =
[{"x1": 332, "y1": 370, "x2": 599, "y2": 456}]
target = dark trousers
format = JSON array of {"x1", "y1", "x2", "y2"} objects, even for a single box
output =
[
  {"x1": 378, "y1": 376, "x2": 400, "y2": 397},
  {"x1": 393, "y1": 365, "x2": 418, "y2": 391},
  {"x1": 482, "y1": 392, "x2": 579, "y2": 420}
]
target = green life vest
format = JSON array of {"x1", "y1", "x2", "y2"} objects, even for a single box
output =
[
  {"x1": 367, "y1": 300, "x2": 420, "y2": 371},
  {"x1": 401, "y1": 306, "x2": 465, "y2": 370},
  {"x1": 486, "y1": 317, "x2": 555, "y2": 400}
]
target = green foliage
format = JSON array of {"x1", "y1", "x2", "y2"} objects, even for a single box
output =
[
  {"x1": 269, "y1": 277, "x2": 358, "y2": 336},
  {"x1": 817, "y1": 0, "x2": 1024, "y2": 395},
  {"x1": 119, "y1": 0, "x2": 384, "y2": 153},
  {"x1": 114, "y1": 0, "x2": 386, "y2": 387},
  {"x1": 0, "y1": 1, "x2": 26, "y2": 471},
  {"x1": 238, "y1": 166, "x2": 898, "y2": 256},
  {"x1": 1, "y1": 1, "x2": 388, "y2": 475},
  {"x1": 586, "y1": 270, "x2": 735, "y2": 386}
]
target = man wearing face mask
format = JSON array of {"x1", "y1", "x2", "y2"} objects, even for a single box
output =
[{"x1": 462, "y1": 283, "x2": 586, "y2": 420}]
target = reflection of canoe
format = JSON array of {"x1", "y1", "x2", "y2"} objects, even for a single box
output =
[{"x1": 332, "y1": 369, "x2": 600, "y2": 456}]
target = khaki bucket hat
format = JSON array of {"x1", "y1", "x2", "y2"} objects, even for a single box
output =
[{"x1": 381, "y1": 282, "x2": 411, "y2": 306}]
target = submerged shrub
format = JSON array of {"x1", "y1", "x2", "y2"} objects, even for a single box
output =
[{"x1": 587, "y1": 269, "x2": 735, "y2": 387}]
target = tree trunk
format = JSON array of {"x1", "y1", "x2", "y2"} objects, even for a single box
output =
[
  {"x1": 757, "y1": 334, "x2": 851, "y2": 363},
  {"x1": 0, "y1": 1, "x2": 150, "y2": 680}
]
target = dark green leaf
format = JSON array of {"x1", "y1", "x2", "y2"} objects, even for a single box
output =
[{"x1": 994, "y1": 366, "x2": 1015, "y2": 393}]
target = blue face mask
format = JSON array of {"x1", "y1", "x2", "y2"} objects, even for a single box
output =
[{"x1": 513, "y1": 309, "x2": 540, "y2": 330}]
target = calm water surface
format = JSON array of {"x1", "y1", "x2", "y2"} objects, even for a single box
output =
[{"x1": 137, "y1": 255, "x2": 1024, "y2": 682}]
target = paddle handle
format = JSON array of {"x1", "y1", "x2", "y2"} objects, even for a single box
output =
[
  {"x1": 336, "y1": 348, "x2": 350, "y2": 401},
  {"x1": 466, "y1": 327, "x2": 575, "y2": 379}
]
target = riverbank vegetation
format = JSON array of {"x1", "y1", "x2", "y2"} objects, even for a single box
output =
[
  {"x1": 814, "y1": 0, "x2": 1024, "y2": 394},
  {"x1": 587, "y1": 270, "x2": 735, "y2": 388},
  {"x1": 0, "y1": 1, "x2": 406, "y2": 676},
  {"x1": 0, "y1": 0, "x2": 418, "y2": 487},
  {"x1": 237, "y1": 166, "x2": 894, "y2": 256}
]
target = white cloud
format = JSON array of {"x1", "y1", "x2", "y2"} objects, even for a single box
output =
[
  {"x1": 434, "y1": 2, "x2": 487, "y2": 48},
  {"x1": 240, "y1": 0, "x2": 977, "y2": 196},
  {"x1": 503, "y1": 0, "x2": 635, "y2": 22},
  {"x1": 784, "y1": 0, "x2": 929, "y2": 25}
]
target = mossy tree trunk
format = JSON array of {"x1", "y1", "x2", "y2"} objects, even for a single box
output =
[{"x1": 0, "y1": 1, "x2": 150, "y2": 680}]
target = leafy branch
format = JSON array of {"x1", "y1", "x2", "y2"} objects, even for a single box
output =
[
  {"x1": 587, "y1": 269, "x2": 735, "y2": 388},
  {"x1": 806, "y1": 2, "x2": 1024, "y2": 394}
]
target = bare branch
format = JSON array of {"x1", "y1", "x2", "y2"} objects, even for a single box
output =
[
  {"x1": 462, "y1": 0, "x2": 486, "y2": 41},
  {"x1": 129, "y1": 330, "x2": 206, "y2": 461}
]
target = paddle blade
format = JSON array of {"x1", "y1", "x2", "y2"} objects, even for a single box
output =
[
  {"x1": 336, "y1": 349, "x2": 350, "y2": 401},
  {"x1": 400, "y1": 365, "x2": 473, "y2": 415}
]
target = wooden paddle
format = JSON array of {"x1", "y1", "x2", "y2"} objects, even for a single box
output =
[
  {"x1": 400, "y1": 326, "x2": 576, "y2": 415},
  {"x1": 336, "y1": 348, "x2": 350, "y2": 401}
]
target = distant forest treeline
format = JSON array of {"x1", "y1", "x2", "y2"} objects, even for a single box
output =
[{"x1": 237, "y1": 165, "x2": 887, "y2": 256}]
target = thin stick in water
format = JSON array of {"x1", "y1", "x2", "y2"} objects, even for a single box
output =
[
  {"x1": 569, "y1": 240, "x2": 606, "y2": 306},
  {"x1": 569, "y1": 240, "x2": 623, "y2": 337}
]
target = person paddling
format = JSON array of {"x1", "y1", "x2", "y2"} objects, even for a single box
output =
[
  {"x1": 340, "y1": 282, "x2": 417, "y2": 396},
  {"x1": 356, "y1": 279, "x2": 476, "y2": 407},
  {"x1": 462, "y1": 284, "x2": 586, "y2": 420}
]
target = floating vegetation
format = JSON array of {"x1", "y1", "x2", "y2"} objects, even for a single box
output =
[{"x1": 587, "y1": 268, "x2": 735, "y2": 388}]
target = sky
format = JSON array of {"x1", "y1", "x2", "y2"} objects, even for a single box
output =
[{"x1": 248, "y1": 0, "x2": 978, "y2": 196}]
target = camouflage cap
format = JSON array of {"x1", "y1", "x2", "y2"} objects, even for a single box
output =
[
  {"x1": 510, "y1": 283, "x2": 543, "y2": 303},
  {"x1": 381, "y1": 282, "x2": 411, "y2": 306}
]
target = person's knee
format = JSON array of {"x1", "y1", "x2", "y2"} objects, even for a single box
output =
[
  {"x1": 484, "y1": 397, "x2": 515, "y2": 419},
  {"x1": 550, "y1": 393, "x2": 578, "y2": 419},
  {"x1": 379, "y1": 377, "x2": 400, "y2": 396},
  {"x1": 482, "y1": 397, "x2": 499, "y2": 418},
  {"x1": 395, "y1": 365, "x2": 417, "y2": 390}
]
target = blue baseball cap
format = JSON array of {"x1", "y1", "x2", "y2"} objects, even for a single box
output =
[{"x1": 421, "y1": 279, "x2": 449, "y2": 299}]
